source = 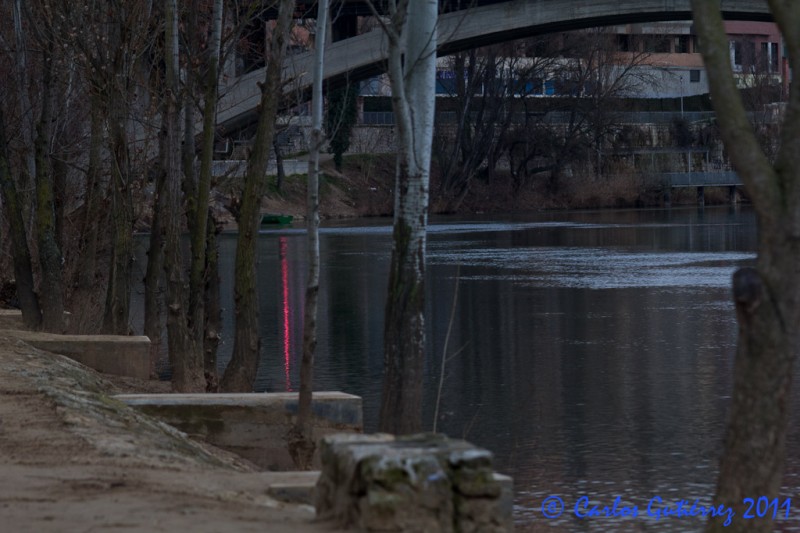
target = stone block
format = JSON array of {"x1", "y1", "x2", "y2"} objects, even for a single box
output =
[
  {"x1": 115, "y1": 392, "x2": 363, "y2": 470},
  {"x1": 493, "y1": 473, "x2": 514, "y2": 533},
  {"x1": 316, "y1": 433, "x2": 512, "y2": 532},
  {"x1": 0, "y1": 328, "x2": 150, "y2": 380},
  {"x1": 264, "y1": 471, "x2": 320, "y2": 505},
  {"x1": 0, "y1": 310, "x2": 72, "y2": 330},
  {"x1": 0, "y1": 310, "x2": 24, "y2": 329}
]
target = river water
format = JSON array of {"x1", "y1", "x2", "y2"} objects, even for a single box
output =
[{"x1": 134, "y1": 205, "x2": 800, "y2": 531}]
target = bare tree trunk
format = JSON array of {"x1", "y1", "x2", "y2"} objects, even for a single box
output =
[
  {"x1": 204, "y1": 211, "x2": 222, "y2": 391},
  {"x1": 52, "y1": 142, "x2": 67, "y2": 256},
  {"x1": 182, "y1": 1, "x2": 198, "y2": 231},
  {"x1": 273, "y1": 137, "x2": 285, "y2": 191},
  {"x1": 0, "y1": 105, "x2": 41, "y2": 329},
  {"x1": 144, "y1": 134, "x2": 166, "y2": 376},
  {"x1": 103, "y1": 96, "x2": 134, "y2": 335},
  {"x1": 76, "y1": 97, "x2": 105, "y2": 290},
  {"x1": 691, "y1": 2, "x2": 800, "y2": 532},
  {"x1": 12, "y1": 0, "x2": 35, "y2": 204},
  {"x1": 34, "y1": 40, "x2": 65, "y2": 333},
  {"x1": 220, "y1": 0, "x2": 296, "y2": 392},
  {"x1": 193, "y1": 0, "x2": 224, "y2": 390},
  {"x1": 288, "y1": 0, "x2": 328, "y2": 470},
  {"x1": 164, "y1": 0, "x2": 204, "y2": 392},
  {"x1": 378, "y1": 0, "x2": 437, "y2": 435},
  {"x1": 183, "y1": 95, "x2": 197, "y2": 230}
]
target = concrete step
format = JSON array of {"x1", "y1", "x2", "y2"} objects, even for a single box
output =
[
  {"x1": 264, "y1": 471, "x2": 320, "y2": 505},
  {"x1": 115, "y1": 392, "x2": 363, "y2": 471},
  {"x1": 0, "y1": 328, "x2": 150, "y2": 380}
]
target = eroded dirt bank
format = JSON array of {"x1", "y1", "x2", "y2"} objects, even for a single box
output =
[{"x1": 0, "y1": 334, "x2": 339, "y2": 532}]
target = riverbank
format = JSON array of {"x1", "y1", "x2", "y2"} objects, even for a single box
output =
[
  {"x1": 0, "y1": 333, "x2": 339, "y2": 532},
  {"x1": 249, "y1": 154, "x2": 740, "y2": 225}
]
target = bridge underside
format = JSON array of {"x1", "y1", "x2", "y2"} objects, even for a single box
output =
[{"x1": 216, "y1": 0, "x2": 771, "y2": 134}]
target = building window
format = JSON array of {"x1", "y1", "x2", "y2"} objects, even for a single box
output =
[
  {"x1": 730, "y1": 40, "x2": 742, "y2": 70},
  {"x1": 729, "y1": 40, "x2": 756, "y2": 72},
  {"x1": 772, "y1": 42, "x2": 779, "y2": 72},
  {"x1": 690, "y1": 69, "x2": 701, "y2": 83},
  {"x1": 617, "y1": 34, "x2": 630, "y2": 52},
  {"x1": 644, "y1": 35, "x2": 670, "y2": 53},
  {"x1": 674, "y1": 35, "x2": 690, "y2": 54}
]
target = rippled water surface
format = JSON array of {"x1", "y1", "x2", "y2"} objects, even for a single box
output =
[{"x1": 134, "y1": 206, "x2": 800, "y2": 531}]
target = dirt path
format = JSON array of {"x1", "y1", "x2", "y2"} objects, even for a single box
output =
[{"x1": 0, "y1": 334, "x2": 341, "y2": 532}]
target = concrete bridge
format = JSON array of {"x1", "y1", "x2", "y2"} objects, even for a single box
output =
[{"x1": 216, "y1": 0, "x2": 770, "y2": 133}]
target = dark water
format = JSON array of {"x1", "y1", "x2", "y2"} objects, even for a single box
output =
[{"x1": 133, "y1": 206, "x2": 800, "y2": 531}]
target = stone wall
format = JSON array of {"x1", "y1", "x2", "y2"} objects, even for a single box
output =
[{"x1": 316, "y1": 433, "x2": 513, "y2": 532}]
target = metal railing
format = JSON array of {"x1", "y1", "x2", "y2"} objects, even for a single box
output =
[
  {"x1": 361, "y1": 111, "x2": 396, "y2": 125},
  {"x1": 361, "y1": 110, "x2": 721, "y2": 126},
  {"x1": 658, "y1": 171, "x2": 742, "y2": 187}
]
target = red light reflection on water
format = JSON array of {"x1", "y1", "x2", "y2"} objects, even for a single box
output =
[{"x1": 279, "y1": 237, "x2": 292, "y2": 391}]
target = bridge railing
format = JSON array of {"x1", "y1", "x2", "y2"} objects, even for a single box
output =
[{"x1": 360, "y1": 110, "x2": 720, "y2": 126}]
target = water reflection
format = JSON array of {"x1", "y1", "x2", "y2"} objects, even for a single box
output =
[
  {"x1": 279, "y1": 237, "x2": 292, "y2": 392},
  {"x1": 132, "y1": 206, "x2": 800, "y2": 531}
]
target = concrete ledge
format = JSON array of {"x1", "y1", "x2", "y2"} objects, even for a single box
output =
[
  {"x1": 115, "y1": 392, "x2": 363, "y2": 471},
  {"x1": 0, "y1": 309, "x2": 73, "y2": 330},
  {"x1": 0, "y1": 310, "x2": 25, "y2": 329},
  {"x1": 265, "y1": 471, "x2": 321, "y2": 505},
  {"x1": 0, "y1": 329, "x2": 151, "y2": 380}
]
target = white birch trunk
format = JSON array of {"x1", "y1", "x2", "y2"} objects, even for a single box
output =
[
  {"x1": 289, "y1": 0, "x2": 329, "y2": 469},
  {"x1": 379, "y1": 0, "x2": 438, "y2": 434}
]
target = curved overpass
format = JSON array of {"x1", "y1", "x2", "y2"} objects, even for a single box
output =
[{"x1": 216, "y1": 0, "x2": 770, "y2": 132}]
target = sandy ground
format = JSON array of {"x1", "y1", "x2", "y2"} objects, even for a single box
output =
[{"x1": 0, "y1": 334, "x2": 344, "y2": 532}]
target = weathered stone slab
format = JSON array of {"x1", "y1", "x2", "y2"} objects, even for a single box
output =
[
  {"x1": 0, "y1": 328, "x2": 150, "y2": 380},
  {"x1": 0, "y1": 310, "x2": 24, "y2": 329},
  {"x1": 115, "y1": 392, "x2": 363, "y2": 471},
  {"x1": 0, "y1": 309, "x2": 73, "y2": 330},
  {"x1": 316, "y1": 433, "x2": 512, "y2": 532},
  {"x1": 493, "y1": 473, "x2": 514, "y2": 532},
  {"x1": 265, "y1": 471, "x2": 321, "y2": 505}
]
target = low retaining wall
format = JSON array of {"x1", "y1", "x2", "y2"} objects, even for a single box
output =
[
  {"x1": 0, "y1": 328, "x2": 150, "y2": 380},
  {"x1": 0, "y1": 310, "x2": 24, "y2": 329},
  {"x1": 115, "y1": 392, "x2": 363, "y2": 471}
]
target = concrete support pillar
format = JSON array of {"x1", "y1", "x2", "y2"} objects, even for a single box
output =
[{"x1": 697, "y1": 186, "x2": 705, "y2": 207}]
